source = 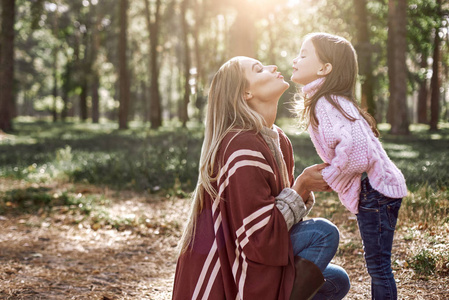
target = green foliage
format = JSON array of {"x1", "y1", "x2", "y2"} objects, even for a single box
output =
[
  {"x1": 380, "y1": 124, "x2": 449, "y2": 191},
  {"x1": 2, "y1": 120, "x2": 449, "y2": 195},
  {"x1": 409, "y1": 249, "x2": 437, "y2": 276},
  {"x1": 0, "y1": 120, "x2": 202, "y2": 192},
  {"x1": 0, "y1": 185, "x2": 100, "y2": 216},
  {"x1": 1, "y1": 187, "x2": 53, "y2": 213},
  {"x1": 402, "y1": 185, "x2": 449, "y2": 225}
]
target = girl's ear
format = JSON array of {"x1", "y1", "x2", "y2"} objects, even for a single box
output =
[
  {"x1": 317, "y1": 63, "x2": 332, "y2": 76},
  {"x1": 244, "y1": 91, "x2": 253, "y2": 100}
]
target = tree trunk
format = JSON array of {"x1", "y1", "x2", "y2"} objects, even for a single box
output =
[
  {"x1": 354, "y1": 0, "x2": 375, "y2": 118},
  {"x1": 429, "y1": 30, "x2": 441, "y2": 131},
  {"x1": 141, "y1": 81, "x2": 149, "y2": 122},
  {"x1": 429, "y1": 0, "x2": 442, "y2": 131},
  {"x1": 79, "y1": 28, "x2": 90, "y2": 121},
  {"x1": 118, "y1": 0, "x2": 130, "y2": 129},
  {"x1": 144, "y1": 0, "x2": 162, "y2": 129},
  {"x1": 52, "y1": 48, "x2": 58, "y2": 122},
  {"x1": 51, "y1": 3, "x2": 60, "y2": 122},
  {"x1": 91, "y1": 73, "x2": 100, "y2": 123},
  {"x1": 192, "y1": 0, "x2": 203, "y2": 92},
  {"x1": 386, "y1": 0, "x2": 396, "y2": 125},
  {"x1": 80, "y1": 77, "x2": 88, "y2": 121},
  {"x1": 229, "y1": 8, "x2": 256, "y2": 58},
  {"x1": 180, "y1": 0, "x2": 191, "y2": 127},
  {"x1": 417, "y1": 56, "x2": 429, "y2": 124},
  {"x1": 0, "y1": 0, "x2": 15, "y2": 132},
  {"x1": 91, "y1": 4, "x2": 101, "y2": 124},
  {"x1": 61, "y1": 59, "x2": 71, "y2": 121},
  {"x1": 387, "y1": 0, "x2": 409, "y2": 135}
]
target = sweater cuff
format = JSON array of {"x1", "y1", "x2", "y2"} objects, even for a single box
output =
[{"x1": 275, "y1": 188, "x2": 307, "y2": 230}]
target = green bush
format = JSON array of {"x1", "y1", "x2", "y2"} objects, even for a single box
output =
[
  {"x1": 1, "y1": 119, "x2": 448, "y2": 195},
  {"x1": 409, "y1": 249, "x2": 437, "y2": 276}
]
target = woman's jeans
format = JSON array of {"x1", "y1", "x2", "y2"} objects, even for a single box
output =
[
  {"x1": 356, "y1": 177, "x2": 402, "y2": 300},
  {"x1": 290, "y1": 218, "x2": 350, "y2": 300}
]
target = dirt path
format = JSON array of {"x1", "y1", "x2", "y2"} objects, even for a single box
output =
[{"x1": 0, "y1": 184, "x2": 447, "y2": 299}]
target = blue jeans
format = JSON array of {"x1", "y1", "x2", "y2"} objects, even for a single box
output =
[
  {"x1": 356, "y1": 177, "x2": 402, "y2": 300},
  {"x1": 290, "y1": 218, "x2": 350, "y2": 300}
]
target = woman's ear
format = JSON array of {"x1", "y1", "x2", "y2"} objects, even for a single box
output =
[
  {"x1": 244, "y1": 91, "x2": 253, "y2": 100},
  {"x1": 317, "y1": 63, "x2": 332, "y2": 76}
]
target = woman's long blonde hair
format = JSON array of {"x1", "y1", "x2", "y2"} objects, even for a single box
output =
[
  {"x1": 297, "y1": 32, "x2": 379, "y2": 137},
  {"x1": 178, "y1": 57, "x2": 266, "y2": 255}
]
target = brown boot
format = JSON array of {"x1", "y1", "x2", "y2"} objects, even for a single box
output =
[{"x1": 289, "y1": 256, "x2": 325, "y2": 300}]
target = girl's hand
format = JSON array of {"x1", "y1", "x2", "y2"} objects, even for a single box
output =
[{"x1": 292, "y1": 163, "x2": 331, "y2": 199}]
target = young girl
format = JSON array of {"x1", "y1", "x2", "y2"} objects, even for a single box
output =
[
  {"x1": 291, "y1": 32, "x2": 407, "y2": 299},
  {"x1": 173, "y1": 56, "x2": 349, "y2": 299}
]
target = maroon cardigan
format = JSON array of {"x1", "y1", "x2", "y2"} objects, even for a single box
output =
[{"x1": 172, "y1": 128, "x2": 296, "y2": 300}]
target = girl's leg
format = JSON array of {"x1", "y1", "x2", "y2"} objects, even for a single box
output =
[
  {"x1": 290, "y1": 218, "x2": 349, "y2": 300},
  {"x1": 357, "y1": 178, "x2": 402, "y2": 300}
]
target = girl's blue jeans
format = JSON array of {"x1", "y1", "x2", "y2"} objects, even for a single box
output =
[
  {"x1": 290, "y1": 218, "x2": 350, "y2": 300},
  {"x1": 356, "y1": 177, "x2": 402, "y2": 300}
]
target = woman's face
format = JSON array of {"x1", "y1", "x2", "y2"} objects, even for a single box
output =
[
  {"x1": 240, "y1": 57, "x2": 289, "y2": 103},
  {"x1": 291, "y1": 38, "x2": 325, "y2": 85}
]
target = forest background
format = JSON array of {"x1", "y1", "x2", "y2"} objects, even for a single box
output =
[
  {"x1": 0, "y1": 0, "x2": 448, "y2": 132},
  {"x1": 0, "y1": 0, "x2": 448, "y2": 299}
]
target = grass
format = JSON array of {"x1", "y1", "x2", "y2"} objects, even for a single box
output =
[
  {"x1": 1, "y1": 118, "x2": 449, "y2": 277},
  {"x1": 2, "y1": 118, "x2": 448, "y2": 193},
  {"x1": 0, "y1": 118, "x2": 202, "y2": 192}
]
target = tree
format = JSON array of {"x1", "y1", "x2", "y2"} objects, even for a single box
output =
[
  {"x1": 354, "y1": 0, "x2": 376, "y2": 118},
  {"x1": 179, "y1": 0, "x2": 191, "y2": 127},
  {"x1": 0, "y1": 0, "x2": 16, "y2": 132},
  {"x1": 144, "y1": 0, "x2": 162, "y2": 129},
  {"x1": 229, "y1": 1, "x2": 256, "y2": 58},
  {"x1": 118, "y1": 0, "x2": 130, "y2": 129},
  {"x1": 91, "y1": 1, "x2": 101, "y2": 124},
  {"x1": 408, "y1": 0, "x2": 439, "y2": 124},
  {"x1": 387, "y1": 0, "x2": 410, "y2": 134},
  {"x1": 429, "y1": 0, "x2": 443, "y2": 131},
  {"x1": 50, "y1": 1, "x2": 61, "y2": 122}
]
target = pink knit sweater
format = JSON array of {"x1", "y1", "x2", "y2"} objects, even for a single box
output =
[{"x1": 303, "y1": 78, "x2": 407, "y2": 214}]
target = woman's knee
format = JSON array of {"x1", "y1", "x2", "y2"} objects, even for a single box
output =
[
  {"x1": 316, "y1": 264, "x2": 350, "y2": 300},
  {"x1": 313, "y1": 218, "x2": 340, "y2": 247}
]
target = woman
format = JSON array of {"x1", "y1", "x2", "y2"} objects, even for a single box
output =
[{"x1": 172, "y1": 57, "x2": 349, "y2": 300}]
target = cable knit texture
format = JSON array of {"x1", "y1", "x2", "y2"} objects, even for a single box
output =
[
  {"x1": 275, "y1": 188, "x2": 312, "y2": 230},
  {"x1": 260, "y1": 126, "x2": 291, "y2": 189},
  {"x1": 302, "y1": 78, "x2": 407, "y2": 214}
]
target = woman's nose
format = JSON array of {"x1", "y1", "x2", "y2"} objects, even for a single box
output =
[{"x1": 269, "y1": 65, "x2": 277, "y2": 72}]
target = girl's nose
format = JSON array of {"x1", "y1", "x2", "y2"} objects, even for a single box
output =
[{"x1": 269, "y1": 65, "x2": 277, "y2": 72}]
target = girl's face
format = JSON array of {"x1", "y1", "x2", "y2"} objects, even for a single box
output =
[
  {"x1": 240, "y1": 57, "x2": 289, "y2": 103},
  {"x1": 291, "y1": 38, "x2": 326, "y2": 85}
]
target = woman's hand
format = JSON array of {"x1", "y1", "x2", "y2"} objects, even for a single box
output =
[{"x1": 292, "y1": 163, "x2": 332, "y2": 200}]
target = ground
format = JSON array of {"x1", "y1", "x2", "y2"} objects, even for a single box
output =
[{"x1": 0, "y1": 179, "x2": 448, "y2": 299}]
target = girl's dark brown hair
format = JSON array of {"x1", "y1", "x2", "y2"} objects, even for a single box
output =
[{"x1": 303, "y1": 32, "x2": 379, "y2": 137}]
